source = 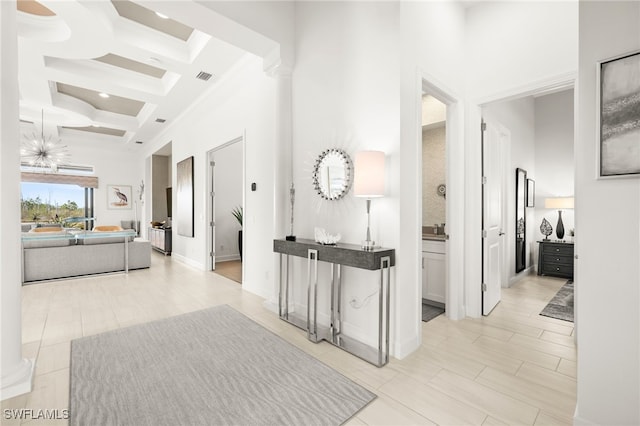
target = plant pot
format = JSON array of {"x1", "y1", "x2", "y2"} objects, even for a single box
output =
[{"x1": 238, "y1": 230, "x2": 243, "y2": 262}]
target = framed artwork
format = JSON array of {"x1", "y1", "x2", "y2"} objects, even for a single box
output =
[
  {"x1": 176, "y1": 156, "x2": 194, "y2": 237},
  {"x1": 526, "y1": 179, "x2": 535, "y2": 207},
  {"x1": 106, "y1": 184, "x2": 132, "y2": 210},
  {"x1": 598, "y1": 50, "x2": 640, "y2": 178}
]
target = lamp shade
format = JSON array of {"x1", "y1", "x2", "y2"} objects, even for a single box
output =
[
  {"x1": 353, "y1": 151, "x2": 385, "y2": 198},
  {"x1": 544, "y1": 197, "x2": 574, "y2": 209}
]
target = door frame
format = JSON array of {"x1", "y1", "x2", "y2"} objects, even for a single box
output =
[
  {"x1": 421, "y1": 75, "x2": 464, "y2": 321},
  {"x1": 463, "y1": 72, "x2": 577, "y2": 318},
  {"x1": 206, "y1": 136, "x2": 244, "y2": 272}
]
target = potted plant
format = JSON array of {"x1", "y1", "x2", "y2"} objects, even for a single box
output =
[{"x1": 231, "y1": 206, "x2": 243, "y2": 261}]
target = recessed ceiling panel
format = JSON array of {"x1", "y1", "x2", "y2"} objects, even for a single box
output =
[
  {"x1": 94, "y1": 54, "x2": 166, "y2": 79},
  {"x1": 111, "y1": 0, "x2": 194, "y2": 41},
  {"x1": 17, "y1": 0, "x2": 55, "y2": 16},
  {"x1": 56, "y1": 82, "x2": 145, "y2": 117},
  {"x1": 63, "y1": 126, "x2": 127, "y2": 137}
]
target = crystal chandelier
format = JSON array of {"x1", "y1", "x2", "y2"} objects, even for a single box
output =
[{"x1": 20, "y1": 110, "x2": 69, "y2": 173}]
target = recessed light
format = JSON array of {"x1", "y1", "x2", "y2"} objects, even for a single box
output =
[
  {"x1": 99, "y1": 92, "x2": 109, "y2": 98},
  {"x1": 155, "y1": 12, "x2": 169, "y2": 19}
]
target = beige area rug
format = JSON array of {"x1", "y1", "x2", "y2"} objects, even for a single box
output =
[
  {"x1": 70, "y1": 305, "x2": 375, "y2": 426},
  {"x1": 214, "y1": 260, "x2": 242, "y2": 284}
]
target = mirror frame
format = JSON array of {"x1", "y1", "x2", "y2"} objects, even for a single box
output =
[
  {"x1": 515, "y1": 168, "x2": 527, "y2": 273},
  {"x1": 312, "y1": 148, "x2": 353, "y2": 201}
]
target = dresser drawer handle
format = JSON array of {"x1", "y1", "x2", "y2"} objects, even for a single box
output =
[
  {"x1": 556, "y1": 267, "x2": 560, "y2": 271},
  {"x1": 555, "y1": 248, "x2": 560, "y2": 252},
  {"x1": 556, "y1": 258, "x2": 561, "y2": 261}
]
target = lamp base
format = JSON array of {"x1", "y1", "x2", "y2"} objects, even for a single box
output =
[{"x1": 361, "y1": 240, "x2": 377, "y2": 251}]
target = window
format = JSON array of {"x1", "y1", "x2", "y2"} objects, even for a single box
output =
[{"x1": 21, "y1": 182, "x2": 94, "y2": 229}]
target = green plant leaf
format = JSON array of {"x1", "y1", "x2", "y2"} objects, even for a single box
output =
[{"x1": 231, "y1": 206, "x2": 243, "y2": 227}]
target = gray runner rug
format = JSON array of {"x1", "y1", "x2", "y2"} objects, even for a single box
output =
[
  {"x1": 539, "y1": 280, "x2": 574, "y2": 322},
  {"x1": 70, "y1": 305, "x2": 375, "y2": 426}
]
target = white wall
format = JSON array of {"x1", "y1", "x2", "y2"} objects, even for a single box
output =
[
  {"x1": 290, "y1": 1, "x2": 401, "y2": 349},
  {"x1": 399, "y1": 0, "x2": 467, "y2": 351},
  {"x1": 466, "y1": 1, "x2": 578, "y2": 100},
  {"x1": 534, "y1": 90, "x2": 575, "y2": 249},
  {"x1": 483, "y1": 96, "x2": 536, "y2": 284},
  {"x1": 575, "y1": 2, "x2": 640, "y2": 425},
  {"x1": 212, "y1": 141, "x2": 243, "y2": 261},
  {"x1": 65, "y1": 142, "x2": 143, "y2": 229},
  {"x1": 142, "y1": 55, "x2": 276, "y2": 299},
  {"x1": 463, "y1": 0, "x2": 578, "y2": 317},
  {"x1": 422, "y1": 125, "x2": 446, "y2": 226}
]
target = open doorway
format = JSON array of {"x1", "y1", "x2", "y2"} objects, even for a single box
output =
[
  {"x1": 421, "y1": 95, "x2": 447, "y2": 321},
  {"x1": 480, "y1": 85, "x2": 575, "y2": 317},
  {"x1": 207, "y1": 137, "x2": 243, "y2": 284},
  {"x1": 418, "y1": 76, "x2": 464, "y2": 323}
]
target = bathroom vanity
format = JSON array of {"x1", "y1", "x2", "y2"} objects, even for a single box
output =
[{"x1": 422, "y1": 236, "x2": 446, "y2": 304}]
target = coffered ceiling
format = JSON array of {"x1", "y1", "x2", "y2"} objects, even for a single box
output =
[{"x1": 17, "y1": 0, "x2": 246, "y2": 151}]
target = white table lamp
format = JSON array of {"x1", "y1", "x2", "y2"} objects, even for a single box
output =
[{"x1": 354, "y1": 151, "x2": 385, "y2": 250}]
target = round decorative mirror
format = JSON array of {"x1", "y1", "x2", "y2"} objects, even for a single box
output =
[{"x1": 312, "y1": 148, "x2": 353, "y2": 200}]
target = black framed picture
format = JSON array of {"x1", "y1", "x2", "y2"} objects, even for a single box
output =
[
  {"x1": 176, "y1": 156, "x2": 194, "y2": 237},
  {"x1": 598, "y1": 50, "x2": 640, "y2": 178},
  {"x1": 526, "y1": 179, "x2": 535, "y2": 207}
]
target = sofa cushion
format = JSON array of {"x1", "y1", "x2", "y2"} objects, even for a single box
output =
[
  {"x1": 22, "y1": 231, "x2": 70, "y2": 248},
  {"x1": 81, "y1": 231, "x2": 134, "y2": 245},
  {"x1": 93, "y1": 225, "x2": 124, "y2": 232},
  {"x1": 30, "y1": 226, "x2": 63, "y2": 233}
]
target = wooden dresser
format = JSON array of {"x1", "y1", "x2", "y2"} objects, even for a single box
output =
[{"x1": 537, "y1": 241, "x2": 574, "y2": 279}]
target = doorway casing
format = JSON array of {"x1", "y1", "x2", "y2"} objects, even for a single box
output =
[
  {"x1": 206, "y1": 135, "x2": 245, "y2": 282},
  {"x1": 420, "y1": 73, "x2": 465, "y2": 323}
]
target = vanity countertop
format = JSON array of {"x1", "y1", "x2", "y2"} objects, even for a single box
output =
[{"x1": 422, "y1": 233, "x2": 446, "y2": 242}]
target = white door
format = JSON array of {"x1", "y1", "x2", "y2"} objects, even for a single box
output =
[{"x1": 482, "y1": 120, "x2": 506, "y2": 315}]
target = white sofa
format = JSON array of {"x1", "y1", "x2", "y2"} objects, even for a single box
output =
[{"x1": 22, "y1": 229, "x2": 151, "y2": 283}]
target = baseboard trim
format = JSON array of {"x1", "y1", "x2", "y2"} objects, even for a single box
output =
[
  {"x1": 394, "y1": 334, "x2": 421, "y2": 360},
  {"x1": 262, "y1": 299, "x2": 279, "y2": 314},
  {"x1": 216, "y1": 255, "x2": 241, "y2": 263},
  {"x1": 171, "y1": 253, "x2": 204, "y2": 271},
  {"x1": 1, "y1": 358, "x2": 35, "y2": 401}
]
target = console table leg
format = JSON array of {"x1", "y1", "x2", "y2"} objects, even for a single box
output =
[
  {"x1": 285, "y1": 254, "x2": 291, "y2": 318},
  {"x1": 330, "y1": 263, "x2": 335, "y2": 340},
  {"x1": 336, "y1": 264, "x2": 342, "y2": 339},
  {"x1": 124, "y1": 237, "x2": 129, "y2": 273},
  {"x1": 278, "y1": 254, "x2": 283, "y2": 318},
  {"x1": 307, "y1": 249, "x2": 318, "y2": 341},
  {"x1": 377, "y1": 256, "x2": 391, "y2": 366}
]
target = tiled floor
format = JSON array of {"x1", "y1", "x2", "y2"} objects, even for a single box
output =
[{"x1": 3, "y1": 253, "x2": 575, "y2": 425}]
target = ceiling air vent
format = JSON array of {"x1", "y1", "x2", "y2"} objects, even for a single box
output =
[
  {"x1": 155, "y1": 118, "x2": 166, "y2": 123},
  {"x1": 196, "y1": 71, "x2": 213, "y2": 81},
  {"x1": 135, "y1": 141, "x2": 144, "y2": 144}
]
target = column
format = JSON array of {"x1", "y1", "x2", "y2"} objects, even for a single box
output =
[
  {"x1": 1, "y1": 0, "x2": 35, "y2": 401},
  {"x1": 268, "y1": 65, "x2": 293, "y2": 311}
]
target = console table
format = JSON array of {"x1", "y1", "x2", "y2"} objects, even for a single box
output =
[
  {"x1": 537, "y1": 240, "x2": 574, "y2": 280},
  {"x1": 149, "y1": 227, "x2": 172, "y2": 255},
  {"x1": 273, "y1": 238, "x2": 395, "y2": 367}
]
